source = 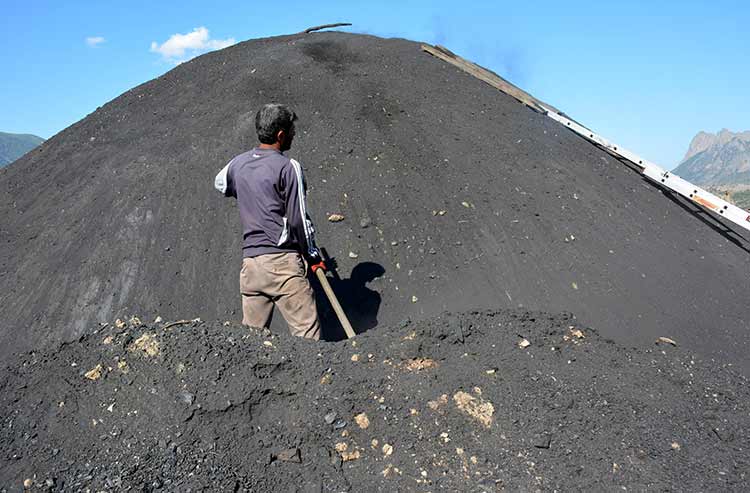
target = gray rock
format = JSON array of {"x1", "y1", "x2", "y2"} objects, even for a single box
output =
[
  {"x1": 177, "y1": 391, "x2": 195, "y2": 406},
  {"x1": 533, "y1": 432, "x2": 551, "y2": 449}
]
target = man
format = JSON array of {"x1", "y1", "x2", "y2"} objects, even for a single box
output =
[{"x1": 214, "y1": 103, "x2": 323, "y2": 340}]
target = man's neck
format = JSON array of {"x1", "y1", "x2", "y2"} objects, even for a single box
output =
[{"x1": 258, "y1": 143, "x2": 282, "y2": 152}]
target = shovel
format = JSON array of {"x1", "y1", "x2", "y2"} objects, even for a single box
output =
[{"x1": 311, "y1": 251, "x2": 356, "y2": 339}]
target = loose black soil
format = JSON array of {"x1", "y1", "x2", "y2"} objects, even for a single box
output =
[
  {"x1": 2, "y1": 313, "x2": 748, "y2": 491},
  {"x1": 1, "y1": 31, "x2": 749, "y2": 372}
]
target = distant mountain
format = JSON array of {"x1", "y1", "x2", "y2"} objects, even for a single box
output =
[
  {"x1": 0, "y1": 132, "x2": 45, "y2": 167},
  {"x1": 674, "y1": 129, "x2": 750, "y2": 186}
]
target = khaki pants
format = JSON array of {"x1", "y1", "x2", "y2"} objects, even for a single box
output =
[{"x1": 240, "y1": 252, "x2": 320, "y2": 340}]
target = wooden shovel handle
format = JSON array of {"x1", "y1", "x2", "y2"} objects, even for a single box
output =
[{"x1": 314, "y1": 268, "x2": 356, "y2": 338}]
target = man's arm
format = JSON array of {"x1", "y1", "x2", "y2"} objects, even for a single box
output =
[
  {"x1": 285, "y1": 158, "x2": 320, "y2": 260},
  {"x1": 214, "y1": 159, "x2": 236, "y2": 197}
]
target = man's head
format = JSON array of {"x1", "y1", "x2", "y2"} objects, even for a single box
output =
[{"x1": 255, "y1": 103, "x2": 297, "y2": 152}]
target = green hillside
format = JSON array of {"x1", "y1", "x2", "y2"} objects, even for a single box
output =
[
  {"x1": 0, "y1": 132, "x2": 44, "y2": 167},
  {"x1": 730, "y1": 190, "x2": 750, "y2": 210}
]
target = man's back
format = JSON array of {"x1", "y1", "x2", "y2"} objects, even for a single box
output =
[
  {"x1": 218, "y1": 147, "x2": 314, "y2": 260},
  {"x1": 230, "y1": 148, "x2": 295, "y2": 257}
]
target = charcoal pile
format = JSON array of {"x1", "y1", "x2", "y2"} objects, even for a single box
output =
[
  {"x1": 2, "y1": 312, "x2": 748, "y2": 491},
  {"x1": 1, "y1": 31, "x2": 749, "y2": 370}
]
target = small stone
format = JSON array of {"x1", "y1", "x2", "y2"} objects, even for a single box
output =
[
  {"x1": 45, "y1": 478, "x2": 55, "y2": 487},
  {"x1": 335, "y1": 442, "x2": 348, "y2": 453},
  {"x1": 114, "y1": 319, "x2": 126, "y2": 330},
  {"x1": 657, "y1": 337, "x2": 677, "y2": 346},
  {"x1": 354, "y1": 413, "x2": 370, "y2": 429},
  {"x1": 274, "y1": 448, "x2": 301, "y2": 463},
  {"x1": 320, "y1": 374, "x2": 332, "y2": 385},
  {"x1": 671, "y1": 441, "x2": 681, "y2": 450},
  {"x1": 569, "y1": 328, "x2": 585, "y2": 339},
  {"x1": 178, "y1": 392, "x2": 195, "y2": 406},
  {"x1": 341, "y1": 450, "x2": 360, "y2": 461},
  {"x1": 328, "y1": 213, "x2": 345, "y2": 222},
  {"x1": 382, "y1": 443, "x2": 393, "y2": 456},
  {"x1": 324, "y1": 412, "x2": 337, "y2": 425},
  {"x1": 154, "y1": 316, "x2": 163, "y2": 323},
  {"x1": 533, "y1": 432, "x2": 551, "y2": 449},
  {"x1": 518, "y1": 339, "x2": 531, "y2": 349},
  {"x1": 85, "y1": 364, "x2": 104, "y2": 381},
  {"x1": 128, "y1": 333, "x2": 160, "y2": 357},
  {"x1": 333, "y1": 419, "x2": 347, "y2": 429},
  {"x1": 23, "y1": 479, "x2": 33, "y2": 488},
  {"x1": 351, "y1": 354, "x2": 360, "y2": 362},
  {"x1": 411, "y1": 295, "x2": 418, "y2": 303}
]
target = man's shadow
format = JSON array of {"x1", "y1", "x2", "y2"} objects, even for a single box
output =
[{"x1": 310, "y1": 258, "x2": 386, "y2": 341}]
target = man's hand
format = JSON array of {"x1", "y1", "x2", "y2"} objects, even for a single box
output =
[{"x1": 311, "y1": 259, "x2": 326, "y2": 273}]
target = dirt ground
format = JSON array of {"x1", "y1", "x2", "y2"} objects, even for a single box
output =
[{"x1": 2, "y1": 312, "x2": 748, "y2": 491}]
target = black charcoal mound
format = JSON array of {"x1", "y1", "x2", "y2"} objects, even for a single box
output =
[
  {"x1": 1, "y1": 31, "x2": 750, "y2": 370},
  {"x1": 1, "y1": 312, "x2": 748, "y2": 490}
]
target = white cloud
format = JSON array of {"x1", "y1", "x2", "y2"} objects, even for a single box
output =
[
  {"x1": 150, "y1": 27, "x2": 235, "y2": 63},
  {"x1": 86, "y1": 36, "x2": 105, "y2": 47}
]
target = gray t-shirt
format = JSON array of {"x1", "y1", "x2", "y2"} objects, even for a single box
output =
[{"x1": 215, "y1": 147, "x2": 319, "y2": 259}]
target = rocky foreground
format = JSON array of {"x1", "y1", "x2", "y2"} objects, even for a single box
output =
[{"x1": 2, "y1": 311, "x2": 748, "y2": 491}]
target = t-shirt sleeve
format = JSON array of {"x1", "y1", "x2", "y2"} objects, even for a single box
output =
[{"x1": 214, "y1": 159, "x2": 236, "y2": 197}]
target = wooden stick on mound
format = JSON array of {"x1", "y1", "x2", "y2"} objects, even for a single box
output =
[{"x1": 302, "y1": 23, "x2": 352, "y2": 34}]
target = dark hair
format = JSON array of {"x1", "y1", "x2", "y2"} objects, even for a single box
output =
[{"x1": 255, "y1": 104, "x2": 297, "y2": 144}]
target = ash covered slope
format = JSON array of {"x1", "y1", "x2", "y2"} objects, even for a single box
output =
[{"x1": 1, "y1": 32, "x2": 750, "y2": 369}]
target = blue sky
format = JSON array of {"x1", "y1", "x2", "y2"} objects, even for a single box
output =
[{"x1": 1, "y1": 1, "x2": 747, "y2": 168}]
